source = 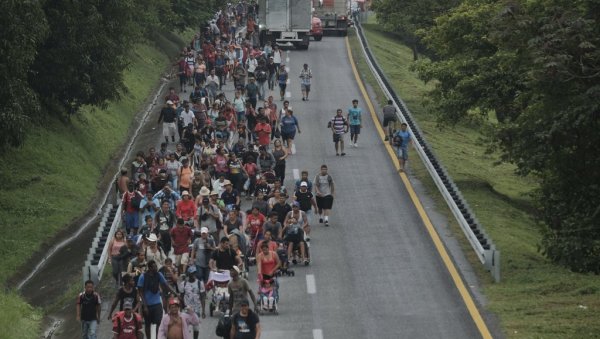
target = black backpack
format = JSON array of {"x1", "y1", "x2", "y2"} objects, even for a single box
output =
[
  {"x1": 215, "y1": 313, "x2": 232, "y2": 336},
  {"x1": 130, "y1": 193, "x2": 141, "y2": 210},
  {"x1": 256, "y1": 70, "x2": 267, "y2": 82}
]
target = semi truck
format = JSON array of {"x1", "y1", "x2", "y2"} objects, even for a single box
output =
[
  {"x1": 257, "y1": 0, "x2": 312, "y2": 49},
  {"x1": 312, "y1": 0, "x2": 350, "y2": 36}
]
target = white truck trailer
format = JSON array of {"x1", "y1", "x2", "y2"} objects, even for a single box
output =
[{"x1": 258, "y1": 0, "x2": 312, "y2": 49}]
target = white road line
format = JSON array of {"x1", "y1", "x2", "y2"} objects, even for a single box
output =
[
  {"x1": 306, "y1": 274, "x2": 316, "y2": 294},
  {"x1": 291, "y1": 143, "x2": 296, "y2": 154},
  {"x1": 313, "y1": 329, "x2": 324, "y2": 339},
  {"x1": 293, "y1": 168, "x2": 300, "y2": 180}
]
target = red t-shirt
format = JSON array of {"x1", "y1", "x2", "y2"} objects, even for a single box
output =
[
  {"x1": 247, "y1": 213, "x2": 266, "y2": 237},
  {"x1": 170, "y1": 226, "x2": 193, "y2": 255},
  {"x1": 255, "y1": 123, "x2": 272, "y2": 146},
  {"x1": 176, "y1": 199, "x2": 197, "y2": 221},
  {"x1": 112, "y1": 312, "x2": 142, "y2": 339}
]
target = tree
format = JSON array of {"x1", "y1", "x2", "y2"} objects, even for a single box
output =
[
  {"x1": 416, "y1": 0, "x2": 600, "y2": 272},
  {"x1": 0, "y1": 0, "x2": 48, "y2": 151},
  {"x1": 371, "y1": 0, "x2": 460, "y2": 60},
  {"x1": 30, "y1": 0, "x2": 138, "y2": 117},
  {"x1": 493, "y1": 0, "x2": 600, "y2": 272}
]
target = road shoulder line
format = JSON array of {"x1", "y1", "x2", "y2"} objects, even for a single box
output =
[{"x1": 344, "y1": 36, "x2": 493, "y2": 339}]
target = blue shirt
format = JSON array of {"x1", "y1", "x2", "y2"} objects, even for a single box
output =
[
  {"x1": 137, "y1": 272, "x2": 167, "y2": 306},
  {"x1": 394, "y1": 130, "x2": 411, "y2": 148},
  {"x1": 348, "y1": 107, "x2": 362, "y2": 125},
  {"x1": 280, "y1": 115, "x2": 298, "y2": 133}
]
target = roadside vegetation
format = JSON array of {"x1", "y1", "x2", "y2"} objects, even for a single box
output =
[
  {"x1": 0, "y1": 0, "x2": 208, "y2": 336},
  {"x1": 348, "y1": 15, "x2": 600, "y2": 337}
]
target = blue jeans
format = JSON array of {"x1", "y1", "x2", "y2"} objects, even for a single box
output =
[
  {"x1": 81, "y1": 320, "x2": 97, "y2": 339},
  {"x1": 125, "y1": 212, "x2": 139, "y2": 234}
]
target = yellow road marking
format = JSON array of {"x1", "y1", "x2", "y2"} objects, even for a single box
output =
[{"x1": 345, "y1": 36, "x2": 493, "y2": 339}]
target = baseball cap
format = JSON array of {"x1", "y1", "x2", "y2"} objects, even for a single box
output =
[
  {"x1": 123, "y1": 300, "x2": 133, "y2": 309},
  {"x1": 169, "y1": 298, "x2": 180, "y2": 306},
  {"x1": 300, "y1": 181, "x2": 308, "y2": 187},
  {"x1": 200, "y1": 227, "x2": 209, "y2": 234}
]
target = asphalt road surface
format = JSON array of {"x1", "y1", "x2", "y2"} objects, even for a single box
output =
[{"x1": 92, "y1": 35, "x2": 490, "y2": 339}]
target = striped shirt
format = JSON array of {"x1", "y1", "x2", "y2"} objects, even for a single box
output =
[{"x1": 331, "y1": 115, "x2": 347, "y2": 134}]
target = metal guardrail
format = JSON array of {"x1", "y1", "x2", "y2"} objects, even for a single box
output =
[
  {"x1": 82, "y1": 203, "x2": 121, "y2": 287},
  {"x1": 353, "y1": 19, "x2": 501, "y2": 282}
]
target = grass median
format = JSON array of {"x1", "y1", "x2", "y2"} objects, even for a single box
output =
[
  {"x1": 348, "y1": 19, "x2": 600, "y2": 338},
  {"x1": 0, "y1": 31, "x2": 192, "y2": 337}
]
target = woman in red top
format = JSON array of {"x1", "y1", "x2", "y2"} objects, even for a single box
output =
[
  {"x1": 256, "y1": 241, "x2": 281, "y2": 281},
  {"x1": 255, "y1": 116, "x2": 272, "y2": 148},
  {"x1": 176, "y1": 191, "x2": 197, "y2": 223},
  {"x1": 246, "y1": 207, "x2": 266, "y2": 240}
]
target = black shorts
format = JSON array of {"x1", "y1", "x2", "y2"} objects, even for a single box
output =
[
  {"x1": 285, "y1": 231, "x2": 304, "y2": 244},
  {"x1": 144, "y1": 303, "x2": 163, "y2": 325},
  {"x1": 333, "y1": 133, "x2": 344, "y2": 143},
  {"x1": 316, "y1": 195, "x2": 334, "y2": 210},
  {"x1": 281, "y1": 130, "x2": 296, "y2": 140},
  {"x1": 383, "y1": 115, "x2": 397, "y2": 127}
]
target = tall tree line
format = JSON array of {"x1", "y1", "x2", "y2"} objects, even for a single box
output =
[
  {"x1": 0, "y1": 0, "x2": 215, "y2": 151},
  {"x1": 373, "y1": 0, "x2": 600, "y2": 273}
]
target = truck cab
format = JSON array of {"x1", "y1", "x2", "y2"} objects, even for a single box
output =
[{"x1": 311, "y1": 16, "x2": 323, "y2": 41}]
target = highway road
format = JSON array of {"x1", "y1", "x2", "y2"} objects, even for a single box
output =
[{"x1": 90, "y1": 35, "x2": 495, "y2": 339}]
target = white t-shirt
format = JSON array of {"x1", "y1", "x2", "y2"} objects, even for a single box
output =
[{"x1": 181, "y1": 110, "x2": 195, "y2": 126}]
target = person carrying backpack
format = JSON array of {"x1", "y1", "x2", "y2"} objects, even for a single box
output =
[
  {"x1": 329, "y1": 108, "x2": 349, "y2": 156},
  {"x1": 111, "y1": 300, "x2": 143, "y2": 339},
  {"x1": 77, "y1": 280, "x2": 101, "y2": 339},
  {"x1": 122, "y1": 182, "x2": 143, "y2": 235}
]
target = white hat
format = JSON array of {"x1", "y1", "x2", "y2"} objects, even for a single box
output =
[
  {"x1": 223, "y1": 180, "x2": 232, "y2": 186},
  {"x1": 200, "y1": 227, "x2": 209, "y2": 234},
  {"x1": 166, "y1": 100, "x2": 174, "y2": 105},
  {"x1": 147, "y1": 233, "x2": 158, "y2": 242},
  {"x1": 200, "y1": 186, "x2": 211, "y2": 196},
  {"x1": 300, "y1": 181, "x2": 308, "y2": 187},
  {"x1": 182, "y1": 190, "x2": 190, "y2": 196}
]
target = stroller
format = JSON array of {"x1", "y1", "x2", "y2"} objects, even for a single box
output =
[
  {"x1": 207, "y1": 270, "x2": 231, "y2": 317},
  {"x1": 276, "y1": 243, "x2": 295, "y2": 277},
  {"x1": 257, "y1": 276, "x2": 279, "y2": 315}
]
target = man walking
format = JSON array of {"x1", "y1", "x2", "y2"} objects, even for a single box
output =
[
  {"x1": 330, "y1": 109, "x2": 348, "y2": 156},
  {"x1": 314, "y1": 165, "x2": 335, "y2": 226},
  {"x1": 382, "y1": 99, "x2": 398, "y2": 142},
  {"x1": 77, "y1": 280, "x2": 101, "y2": 339},
  {"x1": 393, "y1": 122, "x2": 412, "y2": 172},
  {"x1": 299, "y1": 63, "x2": 312, "y2": 101},
  {"x1": 158, "y1": 100, "x2": 177, "y2": 144},
  {"x1": 347, "y1": 99, "x2": 362, "y2": 147}
]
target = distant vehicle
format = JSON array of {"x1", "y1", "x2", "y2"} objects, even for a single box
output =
[
  {"x1": 311, "y1": 17, "x2": 323, "y2": 41},
  {"x1": 257, "y1": 0, "x2": 312, "y2": 50},
  {"x1": 312, "y1": 0, "x2": 350, "y2": 36}
]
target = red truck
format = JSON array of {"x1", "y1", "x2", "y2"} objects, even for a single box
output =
[{"x1": 311, "y1": 16, "x2": 323, "y2": 41}]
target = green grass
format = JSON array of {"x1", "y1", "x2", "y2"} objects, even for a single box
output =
[
  {"x1": 0, "y1": 32, "x2": 188, "y2": 338},
  {"x1": 349, "y1": 21, "x2": 600, "y2": 338}
]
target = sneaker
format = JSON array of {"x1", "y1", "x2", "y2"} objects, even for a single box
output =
[
  {"x1": 292, "y1": 258, "x2": 298, "y2": 265},
  {"x1": 302, "y1": 97, "x2": 305, "y2": 101},
  {"x1": 319, "y1": 217, "x2": 323, "y2": 224},
  {"x1": 325, "y1": 220, "x2": 329, "y2": 226},
  {"x1": 384, "y1": 136, "x2": 389, "y2": 141},
  {"x1": 305, "y1": 236, "x2": 310, "y2": 242},
  {"x1": 336, "y1": 153, "x2": 340, "y2": 156},
  {"x1": 305, "y1": 98, "x2": 309, "y2": 101},
  {"x1": 341, "y1": 153, "x2": 346, "y2": 156},
  {"x1": 354, "y1": 143, "x2": 358, "y2": 147},
  {"x1": 304, "y1": 259, "x2": 309, "y2": 266}
]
